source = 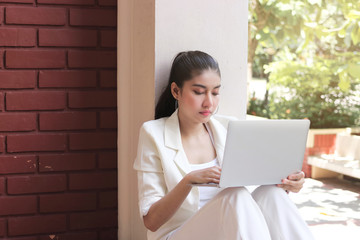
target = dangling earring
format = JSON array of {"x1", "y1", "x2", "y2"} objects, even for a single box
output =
[{"x1": 175, "y1": 99, "x2": 178, "y2": 109}]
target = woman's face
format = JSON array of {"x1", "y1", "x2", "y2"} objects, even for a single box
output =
[{"x1": 172, "y1": 70, "x2": 221, "y2": 124}]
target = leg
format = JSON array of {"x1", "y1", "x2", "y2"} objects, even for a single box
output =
[
  {"x1": 168, "y1": 187, "x2": 271, "y2": 240},
  {"x1": 252, "y1": 185, "x2": 314, "y2": 240}
]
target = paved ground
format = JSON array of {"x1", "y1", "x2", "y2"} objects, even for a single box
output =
[{"x1": 290, "y1": 177, "x2": 360, "y2": 240}]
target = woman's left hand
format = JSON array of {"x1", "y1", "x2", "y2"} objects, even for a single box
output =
[{"x1": 277, "y1": 171, "x2": 305, "y2": 193}]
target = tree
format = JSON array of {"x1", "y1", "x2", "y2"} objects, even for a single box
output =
[{"x1": 247, "y1": 0, "x2": 360, "y2": 128}]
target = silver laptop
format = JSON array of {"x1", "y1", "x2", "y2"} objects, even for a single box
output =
[{"x1": 195, "y1": 119, "x2": 310, "y2": 188}]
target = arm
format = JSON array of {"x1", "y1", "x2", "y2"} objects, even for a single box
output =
[{"x1": 144, "y1": 166, "x2": 221, "y2": 232}]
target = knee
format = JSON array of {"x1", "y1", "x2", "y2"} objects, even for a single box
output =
[
  {"x1": 218, "y1": 187, "x2": 252, "y2": 200},
  {"x1": 251, "y1": 185, "x2": 286, "y2": 203}
]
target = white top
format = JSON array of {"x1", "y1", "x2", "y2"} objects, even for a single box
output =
[
  {"x1": 189, "y1": 123, "x2": 222, "y2": 209},
  {"x1": 190, "y1": 159, "x2": 222, "y2": 208}
]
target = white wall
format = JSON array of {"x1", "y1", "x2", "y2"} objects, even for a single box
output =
[
  {"x1": 118, "y1": 0, "x2": 248, "y2": 239},
  {"x1": 155, "y1": 0, "x2": 248, "y2": 119}
]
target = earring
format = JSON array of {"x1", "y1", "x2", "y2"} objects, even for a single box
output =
[{"x1": 175, "y1": 100, "x2": 178, "y2": 109}]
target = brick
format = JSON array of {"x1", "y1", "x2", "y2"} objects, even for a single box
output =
[
  {"x1": 6, "y1": 50, "x2": 66, "y2": 69},
  {"x1": 7, "y1": 175, "x2": 66, "y2": 194},
  {"x1": 98, "y1": 0, "x2": 117, "y2": 6},
  {"x1": 38, "y1": 0, "x2": 94, "y2": 4},
  {"x1": 0, "y1": 93, "x2": 3, "y2": 111},
  {"x1": 100, "y1": 30, "x2": 116, "y2": 47},
  {"x1": 40, "y1": 192, "x2": 96, "y2": 213},
  {"x1": 6, "y1": 91, "x2": 66, "y2": 111},
  {"x1": 314, "y1": 134, "x2": 336, "y2": 148},
  {"x1": 8, "y1": 214, "x2": 66, "y2": 236},
  {"x1": 0, "y1": 0, "x2": 33, "y2": 3},
  {"x1": 69, "y1": 171, "x2": 117, "y2": 190},
  {"x1": 0, "y1": 178, "x2": 4, "y2": 195},
  {"x1": 69, "y1": 132, "x2": 117, "y2": 150},
  {"x1": 100, "y1": 111, "x2": 117, "y2": 129},
  {"x1": 68, "y1": 50, "x2": 116, "y2": 68},
  {"x1": 0, "y1": 218, "x2": 5, "y2": 237},
  {"x1": 99, "y1": 191, "x2": 117, "y2": 209},
  {"x1": 70, "y1": 9, "x2": 116, "y2": 27},
  {"x1": 0, "y1": 50, "x2": 3, "y2": 69},
  {"x1": 70, "y1": 210, "x2": 117, "y2": 230},
  {"x1": 39, "y1": 29, "x2": 97, "y2": 47},
  {"x1": 40, "y1": 112, "x2": 96, "y2": 131},
  {"x1": 0, "y1": 7, "x2": 3, "y2": 25},
  {"x1": 0, "y1": 28, "x2": 36, "y2": 47},
  {"x1": 6, "y1": 7, "x2": 66, "y2": 25},
  {"x1": 0, "y1": 155, "x2": 37, "y2": 174},
  {"x1": 0, "y1": 70, "x2": 36, "y2": 89},
  {"x1": 0, "y1": 113, "x2": 36, "y2": 131},
  {"x1": 0, "y1": 135, "x2": 5, "y2": 153},
  {"x1": 39, "y1": 70, "x2": 97, "y2": 88},
  {"x1": 0, "y1": 196, "x2": 37, "y2": 216},
  {"x1": 7, "y1": 134, "x2": 66, "y2": 153},
  {"x1": 39, "y1": 232, "x2": 97, "y2": 240},
  {"x1": 100, "y1": 70, "x2": 116, "y2": 88},
  {"x1": 99, "y1": 152, "x2": 117, "y2": 169},
  {"x1": 100, "y1": 229, "x2": 118, "y2": 240},
  {"x1": 5, "y1": 237, "x2": 37, "y2": 240},
  {"x1": 39, "y1": 153, "x2": 96, "y2": 172},
  {"x1": 69, "y1": 91, "x2": 117, "y2": 109}
]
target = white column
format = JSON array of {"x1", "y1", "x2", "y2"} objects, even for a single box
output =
[
  {"x1": 118, "y1": 0, "x2": 155, "y2": 239},
  {"x1": 118, "y1": 0, "x2": 248, "y2": 239},
  {"x1": 155, "y1": 0, "x2": 248, "y2": 119}
]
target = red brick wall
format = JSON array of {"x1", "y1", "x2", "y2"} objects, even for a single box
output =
[
  {"x1": 302, "y1": 134, "x2": 337, "y2": 177},
  {"x1": 0, "y1": 0, "x2": 117, "y2": 239}
]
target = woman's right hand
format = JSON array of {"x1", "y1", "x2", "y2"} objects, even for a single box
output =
[
  {"x1": 184, "y1": 166, "x2": 222, "y2": 185},
  {"x1": 143, "y1": 166, "x2": 221, "y2": 232}
]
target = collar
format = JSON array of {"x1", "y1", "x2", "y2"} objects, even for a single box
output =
[{"x1": 164, "y1": 110, "x2": 227, "y2": 174}]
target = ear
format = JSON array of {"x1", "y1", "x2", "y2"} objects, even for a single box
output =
[{"x1": 171, "y1": 82, "x2": 180, "y2": 99}]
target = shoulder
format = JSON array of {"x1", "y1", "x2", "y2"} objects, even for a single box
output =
[
  {"x1": 211, "y1": 114, "x2": 239, "y2": 129},
  {"x1": 138, "y1": 117, "x2": 168, "y2": 142},
  {"x1": 141, "y1": 117, "x2": 167, "y2": 131}
]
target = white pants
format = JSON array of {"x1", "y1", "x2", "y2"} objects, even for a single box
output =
[{"x1": 167, "y1": 186, "x2": 314, "y2": 240}]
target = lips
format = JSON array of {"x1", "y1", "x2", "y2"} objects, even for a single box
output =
[{"x1": 200, "y1": 110, "x2": 211, "y2": 116}]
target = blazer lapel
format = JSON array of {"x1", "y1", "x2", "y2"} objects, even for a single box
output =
[
  {"x1": 208, "y1": 117, "x2": 227, "y2": 166},
  {"x1": 164, "y1": 111, "x2": 228, "y2": 174},
  {"x1": 164, "y1": 110, "x2": 192, "y2": 175}
]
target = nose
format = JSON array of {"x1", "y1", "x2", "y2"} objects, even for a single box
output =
[{"x1": 202, "y1": 92, "x2": 213, "y2": 108}]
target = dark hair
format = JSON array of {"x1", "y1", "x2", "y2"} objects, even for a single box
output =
[{"x1": 155, "y1": 51, "x2": 221, "y2": 119}]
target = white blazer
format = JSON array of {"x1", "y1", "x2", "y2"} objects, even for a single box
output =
[{"x1": 134, "y1": 110, "x2": 235, "y2": 240}]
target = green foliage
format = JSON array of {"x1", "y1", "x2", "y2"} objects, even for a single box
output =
[
  {"x1": 264, "y1": 56, "x2": 360, "y2": 128},
  {"x1": 247, "y1": 93, "x2": 270, "y2": 118},
  {"x1": 248, "y1": 0, "x2": 360, "y2": 128}
]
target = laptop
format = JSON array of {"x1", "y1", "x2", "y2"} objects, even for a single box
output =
[{"x1": 194, "y1": 119, "x2": 310, "y2": 188}]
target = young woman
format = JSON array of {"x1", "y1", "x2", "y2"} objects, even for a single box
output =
[{"x1": 134, "y1": 51, "x2": 314, "y2": 240}]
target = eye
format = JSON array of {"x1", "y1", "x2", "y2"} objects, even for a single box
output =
[
  {"x1": 194, "y1": 90, "x2": 204, "y2": 95},
  {"x1": 212, "y1": 91, "x2": 220, "y2": 96}
]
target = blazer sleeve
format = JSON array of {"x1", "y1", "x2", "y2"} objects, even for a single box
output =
[{"x1": 133, "y1": 123, "x2": 167, "y2": 217}]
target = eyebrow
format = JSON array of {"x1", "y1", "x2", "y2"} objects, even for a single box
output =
[{"x1": 192, "y1": 84, "x2": 221, "y2": 89}]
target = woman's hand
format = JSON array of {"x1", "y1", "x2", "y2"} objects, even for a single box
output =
[
  {"x1": 143, "y1": 166, "x2": 221, "y2": 232},
  {"x1": 277, "y1": 171, "x2": 305, "y2": 193},
  {"x1": 184, "y1": 166, "x2": 222, "y2": 185}
]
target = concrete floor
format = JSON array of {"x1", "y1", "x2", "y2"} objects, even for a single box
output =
[{"x1": 290, "y1": 177, "x2": 360, "y2": 240}]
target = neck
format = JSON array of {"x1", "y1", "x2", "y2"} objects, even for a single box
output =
[{"x1": 177, "y1": 113, "x2": 207, "y2": 138}]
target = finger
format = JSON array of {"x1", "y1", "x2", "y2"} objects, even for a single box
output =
[
  {"x1": 288, "y1": 171, "x2": 304, "y2": 181},
  {"x1": 280, "y1": 178, "x2": 304, "y2": 193}
]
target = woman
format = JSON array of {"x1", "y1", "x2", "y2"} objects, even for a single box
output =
[{"x1": 134, "y1": 51, "x2": 314, "y2": 240}]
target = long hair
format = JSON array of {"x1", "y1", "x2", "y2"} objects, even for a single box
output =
[{"x1": 155, "y1": 51, "x2": 221, "y2": 119}]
